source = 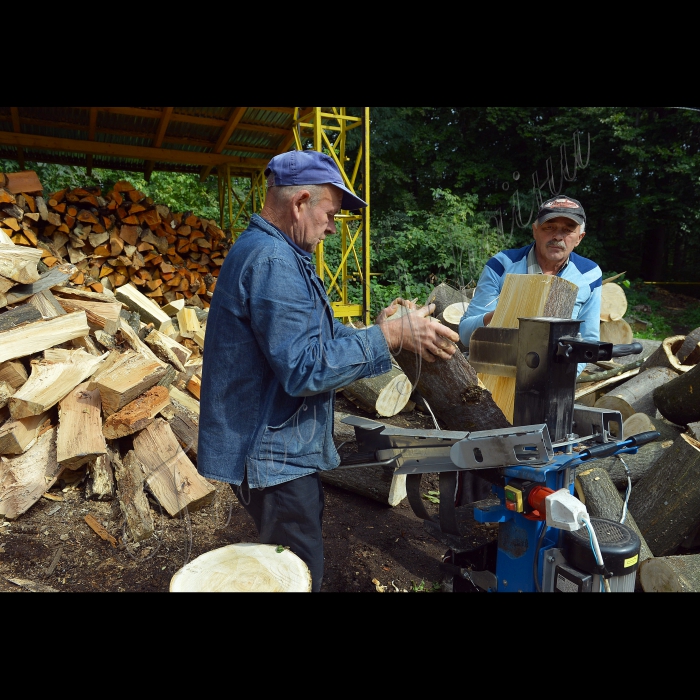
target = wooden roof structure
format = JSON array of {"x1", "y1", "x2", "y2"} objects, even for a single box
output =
[{"x1": 0, "y1": 107, "x2": 315, "y2": 182}]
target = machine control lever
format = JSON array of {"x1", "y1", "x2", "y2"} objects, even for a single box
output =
[
  {"x1": 577, "y1": 430, "x2": 660, "y2": 461},
  {"x1": 611, "y1": 342, "x2": 643, "y2": 358}
]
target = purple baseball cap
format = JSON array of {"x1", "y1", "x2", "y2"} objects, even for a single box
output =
[{"x1": 264, "y1": 150, "x2": 368, "y2": 211}]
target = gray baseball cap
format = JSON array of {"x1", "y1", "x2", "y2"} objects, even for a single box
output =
[{"x1": 537, "y1": 195, "x2": 585, "y2": 227}]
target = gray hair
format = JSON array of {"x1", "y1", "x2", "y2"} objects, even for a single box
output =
[{"x1": 266, "y1": 178, "x2": 326, "y2": 207}]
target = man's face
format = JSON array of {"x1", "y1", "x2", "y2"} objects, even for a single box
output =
[
  {"x1": 532, "y1": 216, "x2": 585, "y2": 268},
  {"x1": 295, "y1": 185, "x2": 343, "y2": 253}
]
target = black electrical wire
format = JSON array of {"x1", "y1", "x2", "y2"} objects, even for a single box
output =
[{"x1": 533, "y1": 520, "x2": 549, "y2": 593}]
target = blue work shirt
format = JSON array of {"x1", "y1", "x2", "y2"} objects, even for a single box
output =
[
  {"x1": 198, "y1": 214, "x2": 393, "y2": 489},
  {"x1": 459, "y1": 243, "x2": 602, "y2": 376}
]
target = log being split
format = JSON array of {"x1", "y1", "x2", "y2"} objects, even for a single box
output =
[
  {"x1": 639, "y1": 554, "x2": 700, "y2": 592},
  {"x1": 628, "y1": 432, "x2": 700, "y2": 557},
  {"x1": 341, "y1": 367, "x2": 412, "y2": 418},
  {"x1": 639, "y1": 335, "x2": 692, "y2": 373}
]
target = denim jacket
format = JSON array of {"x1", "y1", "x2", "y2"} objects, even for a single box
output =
[{"x1": 198, "y1": 214, "x2": 393, "y2": 488}]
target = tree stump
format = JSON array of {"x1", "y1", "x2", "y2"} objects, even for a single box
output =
[
  {"x1": 639, "y1": 554, "x2": 700, "y2": 592},
  {"x1": 653, "y1": 362, "x2": 700, "y2": 426},
  {"x1": 628, "y1": 432, "x2": 700, "y2": 556}
]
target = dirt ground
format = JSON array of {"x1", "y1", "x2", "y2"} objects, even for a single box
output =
[{"x1": 1, "y1": 286, "x2": 698, "y2": 594}]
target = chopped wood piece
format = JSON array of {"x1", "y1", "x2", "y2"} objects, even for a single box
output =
[
  {"x1": 56, "y1": 382, "x2": 107, "y2": 469},
  {"x1": 85, "y1": 452, "x2": 115, "y2": 501},
  {"x1": 0, "y1": 243, "x2": 42, "y2": 284},
  {"x1": 0, "y1": 303, "x2": 42, "y2": 332},
  {"x1": 600, "y1": 282, "x2": 628, "y2": 321},
  {"x1": 26, "y1": 289, "x2": 67, "y2": 319},
  {"x1": 186, "y1": 374, "x2": 201, "y2": 400},
  {"x1": 56, "y1": 297, "x2": 122, "y2": 335},
  {"x1": 160, "y1": 402, "x2": 198, "y2": 458},
  {"x1": 341, "y1": 367, "x2": 412, "y2": 417},
  {"x1": 3, "y1": 266, "x2": 72, "y2": 307},
  {"x1": 133, "y1": 418, "x2": 215, "y2": 517},
  {"x1": 0, "y1": 411, "x2": 51, "y2": 455},
  {"x1": 176, "y1": 307, "x2": 201, "y2": 338},
  {"x1": 114, "y1": 450, "x2": 154, "y2": 543},
  {"x1": 0, "y1": 360, "x2": 28, "y2": 390},
  {"x1": 143, "y1": 328, "x2": 191, "y2": 371},
  {"x1": 0, "y1": 428, "x2": 62, "y2": 519},
  {"x1": 102, "y1": 385, "x2": 171, "y2": 439},
  {"x1": 168, "y1": 385, "x2": 200, "y2": 416},
  {"x1": 115, "y1": 282, "x2": 172, "y2": 331},
  {"x1": 8, "y1": 349, "x2": 108, "y2": 419},
  {"x1": 91, "y1": 350, "x2": 168, "y2": 416},
  {"x1": 0, "y1": 311, "x2": 90, "y2": 365},
  {"x1": 599, "y1": 318, "x2": 634, "y2": 345}
]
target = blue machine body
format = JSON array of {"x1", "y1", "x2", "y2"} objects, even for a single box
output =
[{"x1": 473, "y1": 445, "x2": 642, "y2": 592}]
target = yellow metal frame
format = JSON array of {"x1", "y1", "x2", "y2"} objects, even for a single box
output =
[{"x1": 216, "y1": 107, "x2": 371, "y2": 325}]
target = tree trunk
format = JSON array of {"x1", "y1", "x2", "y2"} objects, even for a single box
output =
[
  {"x1": 653, "y1": 362, "x2": 700, "y2": 425},
  {"x1": 426, "y1": 282, "x2": 472, "y2": 318},
  {"x1": 628, "y1": 432, "x2": 700, "y2": 556},
  {"x1": 639, "y1": 554, "x2": 700, "y2": 592}
]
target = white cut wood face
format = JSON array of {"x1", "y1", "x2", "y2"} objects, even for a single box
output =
[
  {"x1": 442, "y1": 301, "x2": 469, "y2": 325},
  {"x1": 170, "y1": 543, "x2": 312, "y2": 592},
  {"x1": 600, "y1": 282, "x2": 628, "y2": 322},
  {"x1": 599, "y1": 318, "x2": 633, "y2": 345}
]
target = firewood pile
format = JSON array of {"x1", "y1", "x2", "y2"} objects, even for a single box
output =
[
  {"x1": 0, "y1": 170, "x2": 229, "y2": 307},
  {"x1": 1, "y1": 171, "x2": 216, "y2": 544}
]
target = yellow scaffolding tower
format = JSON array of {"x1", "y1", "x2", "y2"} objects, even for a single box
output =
[{"x1": 217, "y1": 107, "x2": 371, "y2": 326}]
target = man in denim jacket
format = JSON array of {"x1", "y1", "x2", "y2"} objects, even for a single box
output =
[{"x1": 198, "y1": 150, "x2": 459, "y2": 591}]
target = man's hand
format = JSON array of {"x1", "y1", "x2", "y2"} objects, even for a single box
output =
[{"x1": 377, "y1": 300, "x2": 460, "y2": 362}]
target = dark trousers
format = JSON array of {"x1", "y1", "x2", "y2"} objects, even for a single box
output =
[{"x1": 233, "y1": 472, "x2": 325, "y2": 592}]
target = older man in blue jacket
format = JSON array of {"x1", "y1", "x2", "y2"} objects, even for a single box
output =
[{"x1": 198, "y1": 150, "x2": 459, "y2": 591}]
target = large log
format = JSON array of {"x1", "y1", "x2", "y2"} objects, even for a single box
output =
[
  {"x1": 639, "y1": 554, "x2": 700, "y2": 592},
  {"x1": 576, "y1": 439, "x2": 673, "y2": 490},
  {"x1": 638, "y1": 335, "x2": 691, "y2": 373},
  {"x1": 676, "y1": 326, "x2": 700, "y2": 363},
  {"x1": 574, "y1": 466, "x2": 653, "y2": 567},
  {"x1": 628, "y1": 432, "x2": 700, "y2": 556},
  {"x1": 600, "y1": 282, "x2": 628, "y2": 322},
  {"x1": 594, "y1": 366, "x2": 678, "y2": 422},
  {"x1": 477, "y1": 273, "x2": 579, "y2": 423},
  {"x1": 426, "y1": 282, "x2": 472, "y2": 318},
  {"x1": 341, "y1": 367, "x2": 412, "y2": 417},
  {"x1": 653, "y1": 362, "x2": 700, "y2": 425}
]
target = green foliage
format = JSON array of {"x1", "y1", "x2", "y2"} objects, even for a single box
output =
[
  {"x1": 409, "y1": 579, "x2": 441, "y2": 592},
  {"x1": 621, "y1": 276, "x2": 674, "y2": 340}
]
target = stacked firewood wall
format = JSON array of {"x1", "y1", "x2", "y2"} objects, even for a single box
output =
[{"x1": 0, "y1": 175, "x2": 229, "y2": 308}]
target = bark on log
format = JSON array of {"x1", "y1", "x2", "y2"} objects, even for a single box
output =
[
  {"x1": 653, "y1": 362, "x2": 700, "y2": 426},
  {"x1": 594, "y1": 366, "x2": 678, "y2": 422},
  {"x1": 639, "y1": 335, "x2": 691, "y2": 373},
  {"x1": 159, "y1": 401, "x2": 199, "y2": 459},
  {"x1": 574, "y1": 466, "x2": 653, "y2": 568},
  {"x1": 639, "y1": 554, "x2": 700, "y2": 592},
  {"x1": 676, "y1": 326, "x2": 700, "y2": 363},
  {"x1": 321, "y1": 465, "x2": 407, "y2": 507},
  {"x1": 426, "y1": 282, "x2": 472, "y2": 318},
  {"x1": 102, "y1": 385, "x2": 171, "y2": 439},
  {"x1": 341, "y1": 367, "x2": 412, "y2": 417},
  {"x1": 628, "y1": 432, "x2": 700, "y2": 556},
  {"x1": 576, "y1": 439, "x2": 673, "y2": 490}
]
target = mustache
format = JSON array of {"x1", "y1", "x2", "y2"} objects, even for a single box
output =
[{"x1": 547, "y1": 241, "x2": 566, "y2": 249}]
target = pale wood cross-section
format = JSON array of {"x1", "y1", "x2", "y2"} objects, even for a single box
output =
[
  {"x1": 600, "y1": 281, "x2": 628, "y2": 322},
  {"x1": 341, "y1": 366, "x2": 412, "y2": 417},
  {"x1": 0, "y1": 427, "x2": 63, "y2": 519},
  {"x1": 143, "y1": 328, "x2": 192, "y2": 372},
  {"x1": 132, "y1": 417, "x2": 215, "y2": 517},
  {"x1": 0, "y1": 311, "x2": 90, "y2": 365},
  {"x1": 170, "y1": 543, "x2": 312, "y2": 593},
  {"x1": 176, "y1": 307, "x2": 201, "y2": 339},
  {"x1": 477, "y1": 273, "x2": 579, "y2": 423},
  {"x1": 8, "y1": 348, "x2": 108, "y2": 420},
  {"x1": 56, "y1": 382, "x2": 107, "y2": 469}
]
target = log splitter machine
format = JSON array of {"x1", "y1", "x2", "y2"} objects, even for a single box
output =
[{"x1": 339, "y1": 317, "x2": 660, "y2": 593}]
